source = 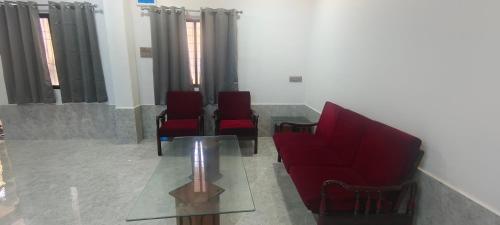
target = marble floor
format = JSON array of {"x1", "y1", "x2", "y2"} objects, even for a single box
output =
[{"x1": 0, "y1": 138, "x2": 316, "y2": 225}]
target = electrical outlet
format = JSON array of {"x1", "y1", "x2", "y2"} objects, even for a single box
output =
[{"x1": 289, "y1": 76, "x2": 303, "y2": 83}]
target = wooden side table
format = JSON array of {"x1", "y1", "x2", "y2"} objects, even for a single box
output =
[
  {"x1": 271, "y1": 116, "x2": 314, "y2": 162},
  {"x1": 271, "y1": 116, "x2": 313, "y2": 134}
]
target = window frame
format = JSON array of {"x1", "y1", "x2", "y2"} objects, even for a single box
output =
[{"x1": 39, "y1": 13, "x2": 60, "y2": 90}]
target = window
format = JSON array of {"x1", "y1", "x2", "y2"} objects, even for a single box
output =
[
  {"x1": 186, "y1": 20, "x2": 201, "y2": 86},
  {"x1": 39, "y1": 14, "x2": 60, "y2": 89}
]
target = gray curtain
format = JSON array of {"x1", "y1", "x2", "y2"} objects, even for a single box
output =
[
  {"x1": 150, "y1": 6, "x2": 192, "y2": 105},
  {"x1": 0, "y1": 1, "x2": 55, "y2": 104},
  {"x1": 200, "y1": 8, "x2": 238, "y2": 105},
  {"x1": 49, "y1": 1, "x2": 107, "y2": 103}
]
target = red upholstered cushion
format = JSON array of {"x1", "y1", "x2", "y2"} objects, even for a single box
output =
[
  {"x1": 280, "y1": 146, "x2": 351, "y2": 172},
  {"x1": 167, "y1": 91, "x2": 202, "y2": 119},
  {"x1": 289, "y1": 166, "x2": 366, "y2": 213},
  {"x1": 327, "y1": 109, "x2": 372, "y2": 165},
  {"x1": 315, "y1": 102, "x2": 342, "y2": 140},
  {"x1": 159, "y1": 119, "x2": 199, "y2": 137},
  {"x1": 218, "y1": 120, "x2": 256, "y2": 136},
  {"x1": 273, "y1": 132, "x2": 329, "y2": 154},
  {"x1": 218, "y1": 92, "x2": 251, "y2": 119},
  {"x1": 273, "y1": 105, "x2": 372, "y2": 171},
  {"x1": 220, "y1": 120, "x2": 255, "y2": 129},
  {"x1": 354, "y1": 121, "x2": 422, "y2": 186}
]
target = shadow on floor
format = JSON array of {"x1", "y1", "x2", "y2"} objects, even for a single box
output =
[
  {"x1": 273, "y1": 163, "x2": 318, "y2": 225},
  {"x1": 238, "y1": 140, "x2": 256, "y2": 157}
]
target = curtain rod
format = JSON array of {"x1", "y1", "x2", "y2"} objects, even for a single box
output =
[
  {"x1": 140, "y1": 6, "x2": 243, "y2": 14},
  {"x1": 0, "y1": 2, "x2": 98, "y2": 8},
  {"x1": 38, "y1": 4, "x2": 98, "y2": 8}
]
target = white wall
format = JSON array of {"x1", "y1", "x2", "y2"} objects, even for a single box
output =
[
  {"x1": 132, "y1": 0, "x2": 313, "y2": 105},
  {"x1": 102, "y1": 0, "x2": 140, "y2": 108},
  {"x1": 305, "y1": 0, "x2": 500, "y2": 214}
]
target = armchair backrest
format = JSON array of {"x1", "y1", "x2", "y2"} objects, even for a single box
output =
[
  {"x1": 166, "y1": 91, "x2": 203, "y2": 119},
  {"x1": 218, "y1": 91, "x2": 251, "y2": 120},
  {"x1": 354, "y1": 121, "x2": 422, "y2": 186}
]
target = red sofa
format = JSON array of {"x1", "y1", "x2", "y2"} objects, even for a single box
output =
[{"x1": 273, "y1": 102, "x2": 423, "y2": 216}]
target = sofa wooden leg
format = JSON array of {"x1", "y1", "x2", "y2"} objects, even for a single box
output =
[
  {"x1": 254, "y1": 137, "x2": 258, "y2": 154},
  {"x1": 278, "y1": 155, "x2": 282, "y2": 162}
]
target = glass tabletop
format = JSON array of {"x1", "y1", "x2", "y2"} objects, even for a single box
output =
[
  {"x1": 271, "y1": 116, "x2": 312, "y2": 126},
  {"x1": 127, "y1": 136, "x2": 255, "y2": 221}
]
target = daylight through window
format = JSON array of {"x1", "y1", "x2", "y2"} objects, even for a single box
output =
[
  {"x1": 186, "y1": 20, "x2": 201, "y2": 85},
  {"x1": 39, "y1": 16, "x2": 59, "y2": 87}
]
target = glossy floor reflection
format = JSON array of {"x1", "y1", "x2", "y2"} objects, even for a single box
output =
[{"x1": 0, "y1": 138, "x2": 315, "y2": 225}]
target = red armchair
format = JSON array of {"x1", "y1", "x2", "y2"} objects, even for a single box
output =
[
  {"x1": 156, "y1": 91, "x2": 204, "y2": 156},
  {"x1": 214, "y1": 91, "x2": 259, "y2": 154}
]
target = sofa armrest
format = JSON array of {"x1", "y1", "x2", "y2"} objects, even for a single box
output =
[{"x1": 320, "y1": 180, "x2": 417, "y2": 216}]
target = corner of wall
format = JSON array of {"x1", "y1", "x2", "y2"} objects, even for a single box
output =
[{"x1": 114, "y1": 105, "x2": 144, "y2": 144}]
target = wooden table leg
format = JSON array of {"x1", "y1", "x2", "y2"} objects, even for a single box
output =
[{"x1": 177, "y1": 215, "x2": 220, "y2": 225}]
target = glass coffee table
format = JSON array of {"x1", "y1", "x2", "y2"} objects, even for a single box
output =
[{"x1": 127, "y1": 136, "x2": 255, "y2": 225}]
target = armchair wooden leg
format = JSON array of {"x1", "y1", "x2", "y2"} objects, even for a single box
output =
[
  {"x1": 157, "y1": 136, "x2": 162, "y2": 156},
  {"x1": 254, "y1": 137, "x2": 258, "y2": 154},
  {"x1": 278, "y1": 154, "x2": 282, "y2": 162}
]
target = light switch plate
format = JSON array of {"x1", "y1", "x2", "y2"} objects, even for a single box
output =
[
  {"x1": 140, "y1": 47, "x2": 152, "y2": 58},
  {"x1": 289, "y1": 76, "x2": 303, "y2": 83}
]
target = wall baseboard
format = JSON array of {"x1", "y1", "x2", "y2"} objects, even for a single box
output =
[
  {"x1": 0, "y1": 104, "x2": 142, "y2": 144},
  {"x1": 140, "y1": 104, "x2": 314, "y2": 139},
  {"x1": 416, "y1": 170, "x2": 499, "y2": 225},
  {"x1": 418, "y1": 168, "x2": 500, "y2": 218},
  {"x1": 1, "y1": 104, "x2": 314, "y2": 141}
]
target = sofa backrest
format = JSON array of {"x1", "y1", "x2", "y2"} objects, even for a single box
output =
[
  {"x1": 327, "y1": 109, "x2": 372, "y2": 165},
  {"x1": 354, "y1": 121, "x2": 422, "y2": 186},
  {"x1": 166, "y1": 91, "x2": 203, "y2": 119},
  {"x1": 315, "y1": 102, "x2": 342, "y2": 140}
]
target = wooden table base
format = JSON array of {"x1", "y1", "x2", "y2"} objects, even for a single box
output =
[{"x1": 177, "y1": 215, "x2": 220, "y2": 225}]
